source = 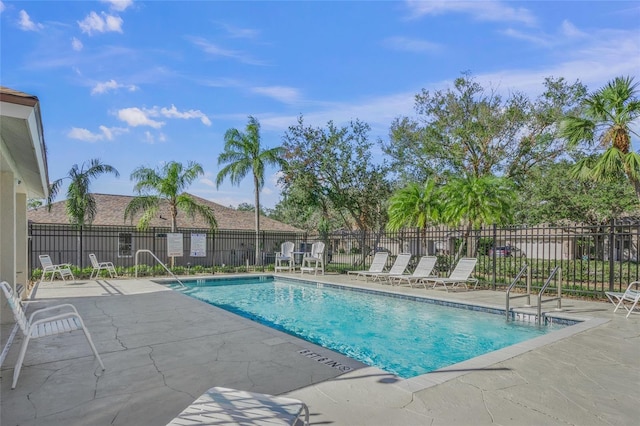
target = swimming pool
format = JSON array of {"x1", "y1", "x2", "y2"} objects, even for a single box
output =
[{"x1": 171, "y1": 276, "x2": 568, "y2": 378}]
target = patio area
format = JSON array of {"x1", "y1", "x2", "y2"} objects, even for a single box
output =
[{"x1": 1, "y1": 273, "x2": 638, "y2": 425}]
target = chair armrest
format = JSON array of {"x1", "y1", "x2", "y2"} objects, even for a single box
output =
[
  {"x1": 29, "y1": 311, "x2": 83, "y2": 328},
  {"x1": 28, "y1": 303, "x2": 81, "y2": 323}
]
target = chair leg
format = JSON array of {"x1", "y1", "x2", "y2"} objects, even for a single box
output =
[
  {"x1": 12, "y1": 334, "x2": 31, "y2": 389},
  {"x1": 81, "y1": 328, "x2": 105, "y2": 370}
]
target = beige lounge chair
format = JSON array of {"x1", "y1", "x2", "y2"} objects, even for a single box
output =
[
  {"x1": 347, "y1": 251, "x2": 389, "y2": 280},
  {"x1": 0, "y1": 281, "x2": 105, "y2": 389},
  {"x1": 275, "y1": 241, "x2": 296, "y2": 272},
  {"x1": 423, "y1": 257, "x2": 479, "y2": 292},
  {"x1": 89, "y1": 253, "x2": 118, "y2": 279},
  {"x1": 38, "y1": 254, "x2": 75, "y2": 284},
  {"x1": 390, "y1": 255, "x2": 438, "y2": 287},
  {"x1": 167, "y1": 386, "x2": 309, "y2": 425}
]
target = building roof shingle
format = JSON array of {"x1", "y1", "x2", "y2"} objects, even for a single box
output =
[{"x1": 28, "y1": 193, "x2": 302, "y2": 232}]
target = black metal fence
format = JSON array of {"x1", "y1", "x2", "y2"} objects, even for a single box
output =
[{"x1": 29, "y1": 219, "x2": 639, "y2": 296}]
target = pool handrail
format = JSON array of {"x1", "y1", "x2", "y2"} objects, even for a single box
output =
[
  {"x1": 134, "y1": 250, "x2": 185, "y2": 288},
  {"x1": 505, "y1": 263, "x2": 531, "y2": 321}
]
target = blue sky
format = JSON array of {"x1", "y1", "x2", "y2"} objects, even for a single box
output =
[{"x1": 2, "y1": 0, "x2": 639, "y2": 208}]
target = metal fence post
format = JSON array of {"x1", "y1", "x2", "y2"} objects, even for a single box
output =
[
  {"x1": 492, "y1": 223, "x2": 497, "y2": 290},
  {"x1": 609, "y1": 218, "x2": 615, "y2": 292}
]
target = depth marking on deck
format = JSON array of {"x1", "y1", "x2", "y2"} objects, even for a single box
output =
[{"x1": 298, "y1": 349, "x2": 353, "y2": 372}]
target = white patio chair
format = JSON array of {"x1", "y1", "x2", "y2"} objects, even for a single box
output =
[
  {"x1": 167, "y1": 386, "x2": 309, "y2": 426},
  {"x1": 0, "y1": 281, "x2": 105, "y2": 389},
  {"x1": 369, "y1": 253, "x2": 413, "y2": 283},
  {"x1": 606, "y1": 281, "x2": 640, "y2": 318},
  {"x1": 423, "y1": 257, "x2": 479, "y2": 292},
  {"x1": 89, "y1": 253, "x2": 118, "y2": 279},
  {"x1": 300, "y1": 242, "x2": 325, "y2": 275},
  {"x1": 347, "y1": 251, "x2": 389, "y2": 280},
  {"x1": 275, "y1": 241, "x2": 296, "y2": 272},
  {"x1": 390, "y1": 255, "x2": 438, "y2": 287},
  {"x1": 38, "y1": 254, "x2": 75, "y2": 284}
]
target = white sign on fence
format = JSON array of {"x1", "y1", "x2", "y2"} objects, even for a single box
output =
[
  {"x1": 167, "y1": 233, "x2": 183, "y2": 257},
  {"x1": 190, "y1": 233, "x2": 206, "y2": 257}
]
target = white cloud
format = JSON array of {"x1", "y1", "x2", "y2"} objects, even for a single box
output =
[
  {"x1": 216, "y1": 22, "x2": 259, "y2": 39},
  {"x1": 117, "y1": 107, "x2": 165, "y2": 128},
  {"x1": 561, "y1": 20, "x2": 587, "y2": 38},
  {"x1": 71, "y1": 37, "x2": 83, "y2": 51},
  {"x1": 18, "y1": 10, "x2": 43, "y2": 31},
  {"x1": 0, "y1": 2, "x2": 5, "y2": 14},
  {"x1": 405, "y1": 0, "x2": 536, "y2": 26},
  {"x1": 501, "y1": 28, "x2": 551, "y2": 47},
  {"x1": 142, "y1": 131, "x2": 167, "y2": 144},
  {"x1": 91, "y1": 79, "x2": 138, "y2": 94},
  {"x1": 189, "y1": 37, "x2": 266, "y2": 65},
  {"x1": 101, "y1": 0, "x2": 133, "y2": 12},
  {"x1": 251, "y1": 86, "x2": 301, "y2": 104},
  {"x1": 382, "y1": 36, "x2": 441, "y2": 53},
  {"x1": 200, "y1": 178, "x2": 216, "y2": 188},
  {"x1": 68, "y1": 125, "x2": 128, "y2": 142},
  {"x1": 78, "y1": 11, "x2": 123, "y2": 35},
  {"x1": 158, "y1": 104, "x2": 212, "y2": 126}
]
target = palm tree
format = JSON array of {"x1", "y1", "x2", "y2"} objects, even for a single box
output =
[
  {"x1": 560, "y1": 76, "x2": 640, "y2": 201},
  {"x1": 387, "y1": 179, "x2": 441, "y2": 255},
  {"x1": 125, "y1": 161, "x2": 217, "y2": 234},
  {"x1": 48, "y1": 158, "x2": 120, "y2": 226},
  {"x1": 216, "y1": 116, "x2": 285, "y2": 266},
  {"x1": 440, "y1": 175, "x2": 515, "y2": 258}
]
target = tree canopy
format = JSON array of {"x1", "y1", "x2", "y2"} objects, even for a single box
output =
[{"x1": 280, "y1": 116, "x2": 392, "y2": 233}]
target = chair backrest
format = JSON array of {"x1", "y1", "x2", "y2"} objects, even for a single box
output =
[
  {"x1": 1, "y1": 282, "x2": 29, "y2": 335},
  {"x1": 89, "y1": 253, "x2": 100, "y2": 268},
  {"x1": 449, "y1": 258, "x2": 477, "y2": 280},
  {"x1": 369, "y1": 252, "x2": 389, "y2": 272},
  {"x1": 38, "y1": 254, "x2": 53, "y2": 268},
  {"x1": 413, "y1": 256, "x2": 437, "y2": 277},
  {"x1": 310, "y1": 242, "x2": 325, "y2": 258},
  {"x1": 623, "y1": 282, "x2": 640, "y2": 301},
  {"x1": 389, "y1": 253, "x2": 412, "y2": 275},
  {"x1": 281, "y1": 242, "x2": 295, "y2": 258}
]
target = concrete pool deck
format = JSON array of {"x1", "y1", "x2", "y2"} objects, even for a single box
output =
[{"x1": 1, "y1": 273, "x2": 638, "y2": 425}]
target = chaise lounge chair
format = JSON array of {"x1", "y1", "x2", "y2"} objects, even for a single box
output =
[
  {"x1": 389, "y1": 255, "x2": 438, "y2": 287},
  {"x1": 89, "y1": 253, "x2": 118, "y2": 279},
  {"x1": 0, "y1": 281, "x2": 105, "y2": 389},
  {"x1": 38, "y1": 254, "x2": 75, "y2": 284},
  {"x1": 606, "y1": 281, "x2": 640, "y2": 318},
  {"x1": 275, "y1": 241, "x2": 296, "y2": 272},
  {"x1": 369, "y1": 253, "x2": 413, "y2": 283},
  {"x1": 423, "y1": 257, "x2": 479, "y2": 292},
  {"x1": 347, "y1": 251, "x2": 389, "y2": 280},
  {"x1": 167, "y1": 386, "x2": 309, "y2": 425}
]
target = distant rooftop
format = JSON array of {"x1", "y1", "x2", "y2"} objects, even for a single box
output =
[{"x1": 28, "y1": 193, "x2": 302, "y2": 232}]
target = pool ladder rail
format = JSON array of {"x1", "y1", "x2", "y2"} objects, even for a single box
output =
[
  {"x1": 506, "y1": 264, "x2": 562, "y2": 325},
  {"x1": 134, "y1": 249, "x2": 186, "y2": 288}
]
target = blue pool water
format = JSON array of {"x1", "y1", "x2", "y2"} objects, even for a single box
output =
[{"x1": 172, "y1": 276, "x2": 566, "y2": 378}]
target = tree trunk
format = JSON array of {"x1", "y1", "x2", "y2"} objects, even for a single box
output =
[{"x1": 254, "y1": 174, "x2": 262, "y2": 266}]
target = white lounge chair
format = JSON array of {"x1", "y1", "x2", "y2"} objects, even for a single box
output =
[
  {"x1": 0, "y1": 281, "x2": 105, "y2": 389},
  {"x1": 38, "y1": 254, "x2": 75, "y2": 284},
  {"x1": 606, "y1": 281, "x2": 640, "y2": 318},
  {"x1": 167, "y1": 386, "x2": 309, "y2": 426},
  {"x1": 390, "y1": 255, "x2": 438, "y2": 287},
  {"x1": 300, "y1": 241, "x2": 325, "y2": 275},
  {"x1": 424, "y1": 257, "x2": 479, "y2": 292},
  {"x1": 89, "y1": 253, "x2": 118, "y2": 279},
  {"x1": 347, "y1": 251, "x2": 390, "y2": 280},
  {"x1": 275, "y1": 241, "x2": 296, "y2": 272},
  {"x1": 369, "y1": 253, "x2": 413, "y2": 283}
]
